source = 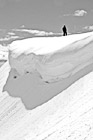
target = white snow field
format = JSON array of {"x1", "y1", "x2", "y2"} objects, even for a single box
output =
[{"x1": 0, "y1": 31, "x2": 93, "y2": 139}]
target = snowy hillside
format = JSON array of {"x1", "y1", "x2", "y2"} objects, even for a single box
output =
[{"x1": 0, "y1": 32, "x2": 93, "y2": 139}]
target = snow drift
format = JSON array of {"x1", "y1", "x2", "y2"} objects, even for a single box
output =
[
  {"x1": 0, "y1": 31, "x2": 93, "y2": 139},
  {"x1": 3, "y1": 31, "x2": 93, "y2": 110}
]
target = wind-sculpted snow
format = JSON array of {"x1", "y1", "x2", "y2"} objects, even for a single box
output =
[
  {"x1": 9, "y1": 31, "x2": 93, "y2": 56},
  {"x1": 0, "y1": 32, "x2": 93, "y2": 139},
  {"x1": 3, "y1": 31, "x2": 93, "y2": 110},
  {"x1": 8, "y1": 32, "x2": 93, "y2": 82}
]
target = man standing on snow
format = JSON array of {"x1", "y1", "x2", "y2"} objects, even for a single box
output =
[{"x1": 62, "y1": 25, "x2": 67, "y2": 36}]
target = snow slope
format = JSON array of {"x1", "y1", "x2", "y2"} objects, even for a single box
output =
[
  {"x1": 0, "y1": 45, "x2": 8, "y2": 67},
  {"x1": 0, "y1": 32, "x2": 93, "y2": 139},
  {"x1": 1, "y1": 62, "x2": 93, "y2": 140},
  {"x1": 9, "y1": 31, "x2": 93, "y2": 56}
]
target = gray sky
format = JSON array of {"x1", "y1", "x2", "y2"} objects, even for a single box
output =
[{"x1": 0, "y1": 0, "x2": 93, "y2": 33}]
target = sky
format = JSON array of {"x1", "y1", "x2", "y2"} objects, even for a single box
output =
[{"x1": 0, "y1": 0, "x2": 93, "y2": 33}]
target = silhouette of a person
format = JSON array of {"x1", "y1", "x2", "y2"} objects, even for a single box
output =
[{"x1": 62, "y1": 25, "x2": 67, "y2": 36}]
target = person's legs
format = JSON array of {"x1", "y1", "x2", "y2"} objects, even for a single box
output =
[
  {"x1": 63, "y1": 30, "x2": 67, "y2": 36},
  {"x1": 64, "y1": 31, "x2": 67, "y2": 36},
  {"x1": 64, "y1": 32, "x2": 66, "y2": 36}
]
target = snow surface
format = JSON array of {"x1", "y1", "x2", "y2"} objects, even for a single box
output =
[
  {"x1": 0, "y1": 32, "x2": 93, "y2": 139},
  {"x1": 9, "y1": 31, "x2": 93, "y2": 57}
]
